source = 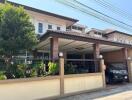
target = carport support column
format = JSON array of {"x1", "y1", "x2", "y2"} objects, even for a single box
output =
[
  {"x1": 50, "y1": 37, "x2": 59, "y2": 61},
  {"x1": 123, "y1": 48, "x2": 132, "y2": 82},
  {"x1": 93, "y1": 43, "x2": 100, "y2": 72},
  {"x1": 122, "y1": 48, "x2": 128, "y2": 61}
]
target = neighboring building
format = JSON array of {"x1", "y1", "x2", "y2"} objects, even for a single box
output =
[
  {"x1": 87, "y1": 28, "x2": 106, "y2": 38},
  {"x1": 87, "y1": 28, "x2": 132, "y2": 45},
  {"x1": 105, "y1": 30, "x2": 132, "y2": 45}
]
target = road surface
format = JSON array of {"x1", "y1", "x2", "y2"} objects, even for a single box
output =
[{"x1": 57, "y1": 83, "x2": 132, "y2": 100}]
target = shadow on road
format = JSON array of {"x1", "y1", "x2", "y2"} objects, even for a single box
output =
[{"x1": 56, "y1": 83, "x2": 132, "y2": 100}]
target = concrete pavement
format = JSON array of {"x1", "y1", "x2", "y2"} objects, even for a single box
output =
[{"x1": 57, "y1": 83, "x2": 132, "y2": 100}]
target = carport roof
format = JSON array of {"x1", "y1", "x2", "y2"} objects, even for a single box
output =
[{"x1": 39, "y1": 30, "x2": 132, "y2": 49}]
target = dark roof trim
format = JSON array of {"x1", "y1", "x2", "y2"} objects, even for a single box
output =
[
  {"x1": 106, "y1": 30, "x2": 132, "y2": 37},
  {"x1": 1, "y1": 0, "x2": 78, "y2": 22},
  {"x1": 40, "y1": 30, "x2": 132, "y2": 48}
]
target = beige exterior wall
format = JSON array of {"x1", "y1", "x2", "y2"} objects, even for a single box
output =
[
  {"x1": 26, "y1": 10, "x2": 67, "y2": 34},
  {"x1": 64, "y1": 73, "x2": 103, "y2": 94},
  {"x1": 71, "y1": 29, "x2": 85, "y2": 33},
  {"x1": 107, "y1": 33, "x2": 132, "y2": 45},
  {"x1": 102, "y1": 49, "x2": 124, "y2": 63},
  {"x1": 0, "y1": 78, "x2": 60, "y2": 100},
  {"x1": 128, "y1": 49, "x2": 132, "y2": 57}
]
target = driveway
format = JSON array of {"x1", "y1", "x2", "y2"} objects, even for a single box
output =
[{"x1": 57, "y1": 83, "x2": 132, "y2": 100}]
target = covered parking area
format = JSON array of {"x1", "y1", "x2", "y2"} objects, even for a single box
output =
[{"x1": 35, "y1": 30, "x2": 132, "y2": 85}]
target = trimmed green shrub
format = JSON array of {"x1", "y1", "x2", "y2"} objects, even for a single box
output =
[
  {"x1": 48, "y1": 62, "x2": 59, "y2": 75},
  {"x1": 31, "y1": 60, "x2": 46, "y2": 76},
  {"x1": 0, "y1": 71, "x2": 7, "y2": 80},
  {"x1": 30, "y1": 68, "x2": 37, "y2": 77},
  {"x1": 15, "y1": 64, "x2": 26, "y2": 78}
]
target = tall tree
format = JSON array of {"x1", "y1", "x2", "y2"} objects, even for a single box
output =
[{"x1": 0, "y1": 3, "x2": 37, "y2": 57}]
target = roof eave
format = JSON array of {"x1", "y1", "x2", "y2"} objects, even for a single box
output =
[
  {"x1": 5, "y1": 0, "x2": 78, "y2": 23},
  {"x1": 39, "y1": 30, "x2": 132, "y2": 48}
]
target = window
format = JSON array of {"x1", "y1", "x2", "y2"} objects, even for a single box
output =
[
  {"x1": 38, "y1": 23, "x2": 43, "y2": 33},
  {"x1": 78, "y1": 27, "x2": 83, "y2": 31},
  {"x1": 98, "y1": 32, "x2": 102, "y2": 35},
  {"x1": 48, "y1": 25, "x2": 52, "y2": 29},
  {"x1": 66, "y1": 26, "x2": 71, "y2": 30},
  {"x1": 72, "y1": 26, "x2": 77, "y2": 30},
  {"x1": 57, "y1": 26, "x2": 61, "y2": 30},
  {"x1": 72, "y1": 26, "x2": 83, "y2": 31},
  {"x1": 94, "y1": 32, "x2": 97, "y2": 35}
]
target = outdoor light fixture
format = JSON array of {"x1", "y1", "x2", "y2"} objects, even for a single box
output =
[
  {"x1": 99, "y1": 55, "x2": 103, "y2": 59},
  {"x1": 128, "y1": 57, "x2": 131, "y2": 60},
  {"x1": 59, "y1": 52, "x2": 63, "y2": 57},
  {"x1": 11, "y1": 61, "x2": 14, "y2": 65}
]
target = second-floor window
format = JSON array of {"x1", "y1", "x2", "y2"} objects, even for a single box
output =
[
  {"x1": 38, "y1": 23, "x2": 43, "y2": 33},
  {"x1": 57, "y1": 26, "x2": 61, "y2": 30},
  {"x1": 72, "y1": 26, "x2": 83, "y2": 31},
  {"x1": 78, "y1": 27, "x2": 83, "y2": 31},
  {"x1": 48, "y1": 25, "x2": 52, "y2": 29}
]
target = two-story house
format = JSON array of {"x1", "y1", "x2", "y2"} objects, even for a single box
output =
[
  {"x1": 1, "y1": 0, "x2": 132, "y2": 63},
  {"x1": 1, "y1": 1, "x2": 132, "y2": 100}
]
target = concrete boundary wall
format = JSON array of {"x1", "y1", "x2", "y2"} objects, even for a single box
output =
[
  {"x1": 64, "y1": 73, "x2": 103, "y2": 94},
  {"x1": 0, "y1": 73, "x2": 104, "y2": 100},
  {"x1": 0, "y1": 76, "x2": 60, "y2": 100}
]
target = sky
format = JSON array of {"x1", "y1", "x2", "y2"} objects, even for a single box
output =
[{"x1": 8, "y1": 0, "x2": 132, "y2": 34}]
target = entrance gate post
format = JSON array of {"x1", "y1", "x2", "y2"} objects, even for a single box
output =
[
  {"x1": 59, "y1": 53, "x2": 64, "y2": 96},
  {"x1": 99, "y1": 58, "x2": 106, "y2": 88},
  {"x1": 127, "y1": 59, "x2": 132, "y2": 83},
  {"x1": 122, "y1": 48, "x2": 132, "y2": 83}
]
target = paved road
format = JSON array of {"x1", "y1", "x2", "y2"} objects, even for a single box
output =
[{"x1": 57, "y1": 83, "x2": 132, "y2": 100}]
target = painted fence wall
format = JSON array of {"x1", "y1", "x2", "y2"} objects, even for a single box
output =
[
  {"x1": 64, "y1": 73, "x2": 103, "y2": 94},
  {"x1": 0, "y1": 73, "x2": 104, "y2": 100},
  {"x1": 0, "y1": 77, "x2": 60, "y2": 100}
]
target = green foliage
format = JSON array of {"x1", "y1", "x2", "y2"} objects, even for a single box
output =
[
  {"x1": 33, "y1": 60, "x2": 45, "y2": 68},
  {"x1": 15, "y1": 64, "x2": 26, "y2": 78},
  {"x1": 0, "y1": 60, "x2": 60, "y2": 80},
  {"x1": 48, "y1": 62, "x2": 59, "y2": 75},
  {"x1": 0, "y1": 3, "x2": 37, "y2": 56},
  {"x1": 0, "y1": 71, "x2": 7, "y2": 80},
  {"x1": 32, "y1": 60, "x2": 46, "y2": 76},
  {"x1": 30, "y1": 68, "x2": 37, "y2": 77}
]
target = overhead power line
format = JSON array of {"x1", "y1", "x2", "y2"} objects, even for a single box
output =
[
  {"x1": 73, "y1": 0, "x2": 132, "y2": 29},
  {"x1": 93, "y1": 0, "x2": 132, "y2": 21},
  {"x1": 56, "y1": 0, "x2": 132, "y2": 32}
]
